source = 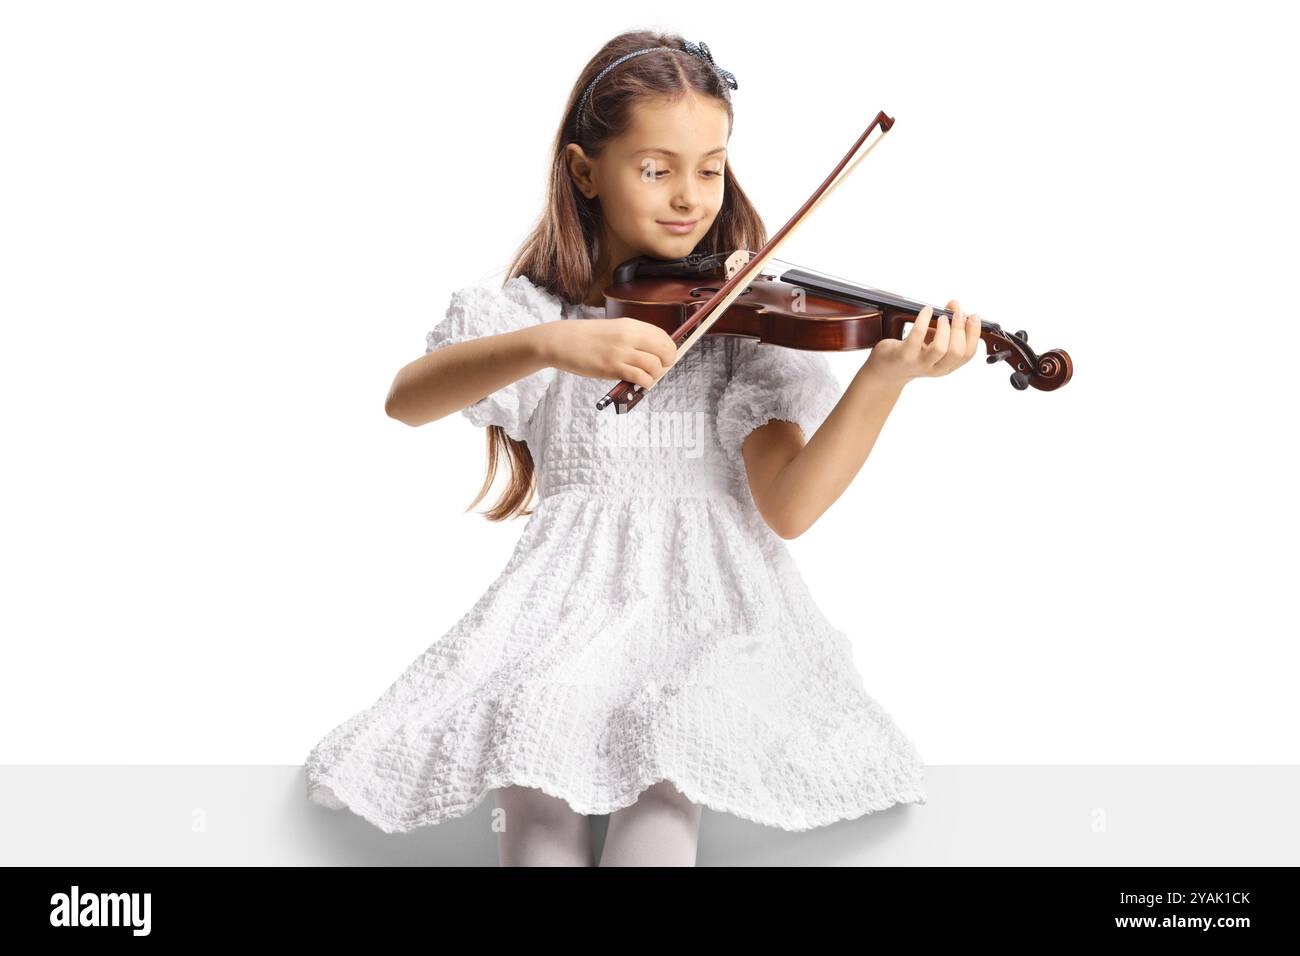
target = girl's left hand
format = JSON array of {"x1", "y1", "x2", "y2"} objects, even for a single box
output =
[{"x1": 863, "y1": 299, "x2": 982, "y2": 390}]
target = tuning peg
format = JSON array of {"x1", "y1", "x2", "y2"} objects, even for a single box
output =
[{"x1": 1014, "y1": 330, "x2": 1028, "y2": 342}]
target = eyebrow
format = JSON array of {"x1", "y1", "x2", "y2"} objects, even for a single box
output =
[{"x1": 634, "y1": 146, "x2": 727, "y2": 158}]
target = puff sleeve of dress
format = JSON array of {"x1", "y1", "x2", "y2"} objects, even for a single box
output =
[
  {"x1": 423, "y1": 275, "x2": 565, "y2": 442},
  {"x1": 715, "y1": 338, "x2": 843, "y2": 464}
]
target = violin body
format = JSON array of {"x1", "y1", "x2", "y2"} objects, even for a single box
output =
[
  {"x1": 601, "y1": 251, "x2": 1073, "y2": 393},
  {"x1": 604, "y1": 271, "x2": 888, "y2": 351}
]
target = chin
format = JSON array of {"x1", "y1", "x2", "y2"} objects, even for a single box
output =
[{"x1": 647, "y1": 237, "x2": 696, "y2": 260}]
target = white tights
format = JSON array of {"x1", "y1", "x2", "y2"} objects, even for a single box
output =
[{"x1": 493, "y1": 780, "x2": 703, "y2": 866}]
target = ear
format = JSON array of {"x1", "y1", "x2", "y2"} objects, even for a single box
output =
[{"x1": 564, "y1": 143, "x2": 598, "y2": 199}]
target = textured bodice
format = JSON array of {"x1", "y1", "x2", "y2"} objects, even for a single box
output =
[
  {"x1": 532, "y1": 313, "x2": 738, "y2": 502},
  {"x1": 422, "y1": 277, "x2": 845, "y2": 515}
]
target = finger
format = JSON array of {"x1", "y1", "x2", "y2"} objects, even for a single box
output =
[
  {"x1": 937, "y1": 306, "x2": 982, "y2": 374},
  {"x1": 941, "y1": 300, "x2": 963, "y2": 363},
  {"x1": 645, "y1": 327, "x2": 681, "y2": 368},
  {"x1": 966, "y1": 313, "x2": 982, "y2": 359},
  {"x1": 626, "y1": 324, "x2": 677, "y2": 371},
  {"x1": 903, "y1": 305, "x2": 934, "y2": 360},
  {"x1": 927, "y1": 314, "x2": 962, "y2": 376},
  {"x1": 630, "y1": 347, "x2": 669, "y2": 381},
  {"x1": 945, "y1": 302, "x2": 967, "y2": 366},
  {"x1": 613, "y1": 333, "x2": 663, "y2": 382},
  {"x1": 925, "y1": 306, "x2": 951, "y2": 369},
  {"x1": 616, "y1": 362, "x2": 655, "y2": 388}
]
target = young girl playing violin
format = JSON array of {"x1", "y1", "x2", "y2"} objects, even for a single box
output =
[{"x1": 305, "y1": 29, "x2": 980, "y2": 867}]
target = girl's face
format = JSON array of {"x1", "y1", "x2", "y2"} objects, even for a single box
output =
[{"x1": 567, "y1": 94, "x2": 730, "y2": 262}]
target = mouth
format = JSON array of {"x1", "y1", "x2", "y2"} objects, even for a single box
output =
[{"x1": 657, "y1": 219, "x2": 698, "y2": 235}]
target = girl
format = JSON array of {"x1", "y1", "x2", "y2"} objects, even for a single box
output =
[{"x1": 305, "y1": 30, "x2": 980, "y2": 867}]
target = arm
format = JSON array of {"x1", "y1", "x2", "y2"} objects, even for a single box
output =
[
  {"x1": 385, "y1": 325, "x2": 550, "y2": 427},
  {"x1": 742, "y1": 364, "x2": 904, "y2": 540},
  {"x1": 385, "y1": 316, "x2": 679, "y2": 428},
  {"x1": 743, "y1": 299, "x2": 981, "y2": 540}
]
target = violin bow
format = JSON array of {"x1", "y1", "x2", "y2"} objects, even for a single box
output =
[{"x1": 596, "y1": 111, "x2": 897, "y2": 413}]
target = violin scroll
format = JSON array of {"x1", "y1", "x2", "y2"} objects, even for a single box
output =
[{"x1": 979, "y1": 324, "x2": 1073, "y2": 391}]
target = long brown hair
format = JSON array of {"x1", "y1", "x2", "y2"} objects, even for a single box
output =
[{"x1": 469, "y1": 29, "x2": 769, "y2": 521}]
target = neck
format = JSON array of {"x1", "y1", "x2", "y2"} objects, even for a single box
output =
[{"x1": 585, "y1": 226, "x2": 639, "y2": 307}]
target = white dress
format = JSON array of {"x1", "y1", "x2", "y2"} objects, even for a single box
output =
[{"x1": 304, "y1": 274, "x2": 927, "y2": 833}]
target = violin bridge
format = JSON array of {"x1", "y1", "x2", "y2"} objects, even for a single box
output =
[{"x1": 723, "y1": 249, "x2": 751, "y2": 278}]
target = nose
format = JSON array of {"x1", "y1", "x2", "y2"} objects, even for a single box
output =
[{"x1": 672, "y1": 181, "x2": 700, "y2": 215}]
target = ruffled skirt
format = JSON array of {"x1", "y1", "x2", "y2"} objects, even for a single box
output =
[{"x1": 304, "y1": 491, "x2": 926, "y2": 833}]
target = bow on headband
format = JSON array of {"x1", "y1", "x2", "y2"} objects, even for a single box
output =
[{"x1": 681, "y1": 40, "x2": 738, "y2": 91}]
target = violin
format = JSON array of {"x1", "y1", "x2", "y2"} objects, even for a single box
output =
[
  {"x1": 595, "y1": 111, "x2": 1073, "y2": 414},
  {"x1": 594, "y1": 250, "x2": 1073, "y2": 401}
]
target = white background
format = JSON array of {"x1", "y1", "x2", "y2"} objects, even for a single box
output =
[{"x1": 3, "y1": 0, "x2": 1295, "y2": 765}]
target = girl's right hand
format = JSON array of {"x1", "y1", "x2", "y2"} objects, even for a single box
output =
[{"x1": 537, "y1": 317, "x2": 680, "y2": 388}]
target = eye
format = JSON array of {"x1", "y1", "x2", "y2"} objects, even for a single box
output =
[{"x1": 650, "y1": 168, "x2": 722, "y2": 180}]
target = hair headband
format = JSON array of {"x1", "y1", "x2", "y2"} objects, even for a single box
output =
[{"x1": 570, "y1": 40, "x2": 739, "y2": 139}]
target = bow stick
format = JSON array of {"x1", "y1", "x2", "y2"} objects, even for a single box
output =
[{"x1": 596, "y1": 110, "x2": 896, "y2": 413}]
